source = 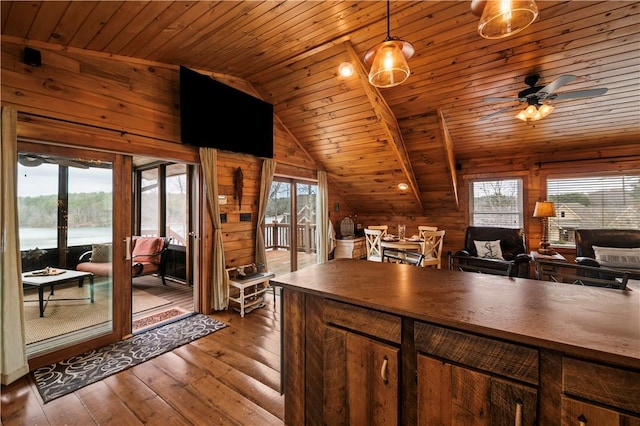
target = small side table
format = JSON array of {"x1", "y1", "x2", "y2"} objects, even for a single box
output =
[
  {"x1": 530, "y1": 251, "x2": 567, "y2": 280},
  {"x1": 228, "y1": 272, "x2": 275, "y2": 317}
]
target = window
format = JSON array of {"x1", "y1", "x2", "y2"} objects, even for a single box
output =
[
  {"x1": 469, "y1": 178, "x2": 524, "y2": 227},
  {"x1": 547, "y1": 174, "x2": 640, "y2": 245}
]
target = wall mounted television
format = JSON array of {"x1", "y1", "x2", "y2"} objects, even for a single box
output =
[{"x1": 179, "y1": 66, "x2": 274, "y2": 158}]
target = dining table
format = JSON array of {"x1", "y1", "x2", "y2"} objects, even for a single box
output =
[{"x1": 380, "y1": 235, "x2": 425, "y2": 264}]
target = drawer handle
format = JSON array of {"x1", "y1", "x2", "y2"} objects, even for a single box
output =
[
  {"x1": 381, "y1": 355, "x2": 389, "y2": 383},
  {"x1": 515, "y1": 400, "x2": 522, "y2": 426},
  {"x1": 578, "y1": 414, "x2": 587, "y2": 426}
]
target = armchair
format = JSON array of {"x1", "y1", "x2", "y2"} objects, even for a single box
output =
[
  {"x1": 574, "y1": 229, "x2": 640, "y2": 280},
  {"x1": 77, "y1": 236, "x2": 171, "y2": 285},
  {"x1": 449, "y1": 226, "x2": 531, "y2": 278}
]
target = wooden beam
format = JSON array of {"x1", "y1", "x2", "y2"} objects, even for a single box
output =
[
  {"x1": 344, "y1": 40, "x2": 423, "y2": 211},
  {"x1": 437, "y1": 109, "x2": 459, "y2": 209}
]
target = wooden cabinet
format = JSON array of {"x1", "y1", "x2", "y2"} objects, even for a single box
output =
[
  {"x1": 415, "y1": 322, "x2": 538, "y2": 425},
  {"x1": 335, "y1": 237, "x2": 366, "y2": 259},
  {"x1": 322, "y1": 299, "x2": 401, "y2": 425},
  {"x1": 561, "y1": 357, "x2": 640, "y2": 425},
  {"x1": 324, "y1": 326, "x2": 399, "y2": 425},
  {"x1": 276, "y1": 260, "x2": 640, "y2": 426}
]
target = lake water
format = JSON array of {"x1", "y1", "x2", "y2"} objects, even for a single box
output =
[{"x1": 20, "y1": 227, "x2": 112, "y2": 250}]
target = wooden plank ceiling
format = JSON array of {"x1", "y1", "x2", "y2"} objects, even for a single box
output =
[{"x1": 2, "y1": 1, "x2": 639, "y2": 215}]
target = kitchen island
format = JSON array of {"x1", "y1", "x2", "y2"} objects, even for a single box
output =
[{"x1": 271, "y1": 259, "x2": 640, "y2": 425}]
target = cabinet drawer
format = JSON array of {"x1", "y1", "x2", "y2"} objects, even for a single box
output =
[
  {"x1": 563, "y1": 357, "x2": 640, "y2": 415},
  {"x1": 323, "y1": 299, "x2": 401, "y2": 344},
  {"x1": 415, "y1": 322, "x2": 538, "y2": 385}
]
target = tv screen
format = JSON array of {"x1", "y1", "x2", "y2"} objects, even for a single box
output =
[{"x1": 180, "y1": 66, "x2": 274, "y2": 158}]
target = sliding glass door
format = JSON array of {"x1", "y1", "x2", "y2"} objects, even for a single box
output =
[
  {"x1": 18, "y1": 147, "x2": 115, "y2": 357},
  {"x1": 265, "y1": 177, "x2": 318, "y2": 275}
]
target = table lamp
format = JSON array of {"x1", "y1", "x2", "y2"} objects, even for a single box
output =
[{"x1": 533, "y1": 201, "x2": 556, "y2": 255}]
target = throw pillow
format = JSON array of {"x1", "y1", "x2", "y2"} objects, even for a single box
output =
[
  {"x1": 91, "y1": 243, "x2": 112, "y2": 263},
  {"x1": 593, "y1": 246, "x2": 640, "y2": 269},
  {"x1": 474, "y1": 240, "x2": 504, "y2": 260},
  {"x1": 132, "y1": 237, "x2": 163, "y2": 264}
]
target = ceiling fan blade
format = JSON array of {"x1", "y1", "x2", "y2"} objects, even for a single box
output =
[
  {"x1": 550, "y1": 87, "x2": 608, "y2": 100},
  {"x1": 537, "y1": 75, "x2": 577, "y2": 98},
  {"x1": 479, "y1": 104, "x2": 521, "y2": 121},
  {"x1": 482, "y1": 97, "x2": 522, "y2": 102}
]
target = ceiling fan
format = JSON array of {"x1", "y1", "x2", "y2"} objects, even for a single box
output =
[
  {"x1": 480, "y1": 74, "x2": 608, "y2": 121},
  {"x1": 19, "y1": 153, "x2": 89, "y2": 169}
]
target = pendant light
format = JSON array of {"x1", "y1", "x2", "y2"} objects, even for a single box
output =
[
  {"x1": 364, "y1": 0, "x2": 414, "y2": 88},
  {"x1": 475, "y1": 0, "x2": 539, "y2": 39}
]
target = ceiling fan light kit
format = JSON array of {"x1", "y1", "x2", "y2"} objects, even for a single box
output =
[
  {"x1": 365, "y1": 0, "x2": 414, "y2": 88},
  {"x1": 482, "y1": 74, "x2": 608, "y2": 122},
  {"x1": 477, "y1": 0, "x2": 539, "y2": 39},
  {"x1": 515, "y1": 103, "x2": 554, "y2": 122}
]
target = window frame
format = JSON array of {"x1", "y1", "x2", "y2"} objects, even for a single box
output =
[
  {"x1": 468, "y1": 177, "x2": 525, "y2": 229},
  {"x1": 544, "y1": 171, "x2": 640, "y2": 247}
]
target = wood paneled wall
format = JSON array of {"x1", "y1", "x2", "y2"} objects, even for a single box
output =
[{"x1": 1, "y1": 39, "x2": 319, "y2": 271}]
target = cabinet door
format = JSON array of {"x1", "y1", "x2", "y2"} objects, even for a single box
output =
[
  {"x1": 562, "y1": 397, "x2": 640, "y2": 426},
  {"x1": 417, "y1": 355, "x2": 537, "y2": 425},
  {"x1": 324, "y1": 326, "x2": 399, "y2": 425}
]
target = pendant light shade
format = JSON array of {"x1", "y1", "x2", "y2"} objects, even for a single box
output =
[
  {"x1": 364, "y1": 1, "x2": 414, "y2": 88},
  {"x1": 478, "y1": 0, "x2": 538, "y2": 39}
]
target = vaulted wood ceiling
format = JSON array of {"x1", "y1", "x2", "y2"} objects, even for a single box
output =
[{"x1": 2, "y1": 1, "x2": 639, "y2": 215}]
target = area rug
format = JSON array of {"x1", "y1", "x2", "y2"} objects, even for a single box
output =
[{"x1": 32, "y1": 313, "x2": 226, "y2": 403}]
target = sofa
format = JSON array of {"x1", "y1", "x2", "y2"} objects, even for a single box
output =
[
  {"x1": 449, "y1": 226, "x2": 531, "y2": 278},
  {"x1": 574, "y1": 229, "x2": 640, "y2": 280},
  {"x1": 77, "y1": 236, "x2": 171, "y2": 285}
]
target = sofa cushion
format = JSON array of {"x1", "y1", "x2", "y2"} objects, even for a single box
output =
[
  {"x1": 132, "y1": 237, "x2": 163, "y2": 264},
  {"x1": 474, "y1": 240, "x2": 504, "y2": 260},
  {"x1": 91, "y1": 243, "x2": 112, "y2": 263},
  {"x1": 593, "y1": 246, "x2": 640, "y2": 269}
]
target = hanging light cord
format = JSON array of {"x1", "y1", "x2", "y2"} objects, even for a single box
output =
[{"x1": 385, "y1": 0, "x2": 391, "y2": 40}]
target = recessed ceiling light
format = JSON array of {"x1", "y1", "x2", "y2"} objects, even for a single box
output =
[
  {"x1": 338, "y1": 62, "x2": 354, "y2": 78},
  {"x1": 397, "y1": 183, "x2": 409, "y2": 190}
]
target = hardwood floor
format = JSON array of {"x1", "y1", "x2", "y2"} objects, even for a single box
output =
[{"x1": 1, "y1": 292, "x2": 284, "y2": 425}]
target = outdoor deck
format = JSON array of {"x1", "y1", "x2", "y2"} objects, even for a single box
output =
[{"x1": 265, "y1": 249, "x2": 318, "y2": 277}]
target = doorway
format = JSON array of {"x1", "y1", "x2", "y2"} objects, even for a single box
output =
[
  {"x1": 130, "y1": 158, "x2": 195, "y2": 332},
  {"x1": 265, "y1": 177, "x2": 318, "y2": 275}
]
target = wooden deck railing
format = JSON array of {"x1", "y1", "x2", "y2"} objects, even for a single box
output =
[{"x1": 264, "y1": 223, "x2": 317, "y2": 253}]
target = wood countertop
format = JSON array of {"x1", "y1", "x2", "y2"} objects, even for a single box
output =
[{"x1": 271, "y1": 259, "x2": 640, "y2": 369}]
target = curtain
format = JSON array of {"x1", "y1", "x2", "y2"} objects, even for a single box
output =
[
  {"x1": 199, "y1": 148, "x2": 228, "y2": 310},
  {"x1": 0, "y1": 107, "x2": 29, "y2": 385},
  {"x1": 255, "y1": 159, "x2": 276, "y2": 270},
  {"x1": 316, "y1": 170, "x2": 330, "y2": 263}
]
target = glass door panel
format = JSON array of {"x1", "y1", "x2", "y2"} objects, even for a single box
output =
[
  {"x1": 265, "y1": 178, "x2": 318, "y2": 275},
  {"x1": 18, "y1": 151, "x2": 114, "y2": 357}
]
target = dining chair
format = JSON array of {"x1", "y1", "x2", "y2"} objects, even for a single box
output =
[
  {"x1": 418, "y1": 225, "x2": 438, "y2": 237},
  {"x1": 420, "y1": 230, "x2": 446, "y2": 268},
  {"x1": 368, "y1": 225, "x2": 388, "y2": 237},
  {"x1": 364, "y1": 228, "x2": 384, "y2": 262}
]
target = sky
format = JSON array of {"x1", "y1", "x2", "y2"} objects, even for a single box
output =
[{"x1": 18, "y1": 163, "x2": 113, "y2": 197}]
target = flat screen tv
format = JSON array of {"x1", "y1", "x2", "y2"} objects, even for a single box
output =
[{"x1": 180, "y1": 66, "x2": 274, "y2": 158}]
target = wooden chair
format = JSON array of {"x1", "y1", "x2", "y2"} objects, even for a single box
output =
[
  {"x1": 418, "y1": 225, "x2": 438, "y2": 236},
  {"x1": 383, "y1": 248, "x2": 424, "y2": 266},
  {"x1": 368, "y1": 225, "x2": 388, "y2": 237},
  {"x1": 364, "y1": 228, "x2": 384, "y2": 262},
  {"x1": 420, "y1": 230, "x2": 445, "y2": 268}
]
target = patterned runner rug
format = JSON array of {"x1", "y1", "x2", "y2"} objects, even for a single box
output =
[{"x1": 32, "y1": 313, "x2": 226, "y2": 403}]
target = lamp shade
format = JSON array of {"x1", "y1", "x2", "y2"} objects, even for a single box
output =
[
  {"x1": 365, "y1": 39, "x2": 414, "y2": 88},
  {"x1": 533, "y1": 201, "x2": 556, "y2": 218},
  {"x1": 478, "y1": 0, "x2": 539, "y2": 39}
]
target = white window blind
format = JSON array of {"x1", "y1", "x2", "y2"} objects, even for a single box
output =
[
  {"x1": 469, "y1": 178, "x2": 523, "y2": 228},
  {"x1": 547, "y1": 175, "x2": 640, "y2": 245}
]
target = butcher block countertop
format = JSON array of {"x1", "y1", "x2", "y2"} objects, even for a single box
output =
[{"x1": 271, "y1": 259, "x2": 640, "y2": 369}]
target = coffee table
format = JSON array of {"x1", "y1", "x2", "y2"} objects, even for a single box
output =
[{"x1": 22, "y1": 269, "x2": 94, "y2": 317}]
